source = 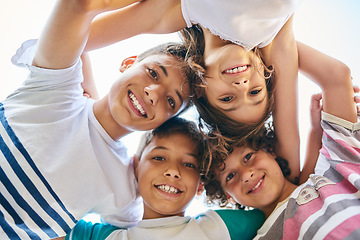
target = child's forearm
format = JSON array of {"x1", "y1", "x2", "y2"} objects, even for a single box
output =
[
  {"x1": 297, "y1": 42, "x2": 356, "y2": 123},
  {"x1": 263, "y1": 15, "x2": 301, "y2": 182},
  {"x1": 33, "y1": 0, "x2": 140, "y2": 70},
  {"x1": 85, "y1": 0, "x2": 185, "y2": 51},
  {"x1": 299, "y1": 126, "x2": 322, "y2": 184},
  {"x1": 81, "y1": 53, "x2": 99, "y2": 100}
]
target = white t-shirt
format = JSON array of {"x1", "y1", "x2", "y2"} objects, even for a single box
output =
[
  {"x1": 0, "y1": 39, "x2": 142, "y2": 240},
  {"x1": 181, "y1": 0, "x2": 302, "y2": 51},
  {"x1": 68, "y1": 210, "x2": 231, "y2": 240}
]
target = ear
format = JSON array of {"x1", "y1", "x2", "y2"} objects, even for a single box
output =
[
  {"x1": 225, "y1": 193, "x2": 237, "y2": 204},
  {"x1": 120, "y1": 56, "x2": 138, "y2": 72},
  {"x1": 196, "y1": 182, "x2": 205, "y2": 196},
  {"x1": 133, "y1": 155, "x2": 140, "y2": 180}
]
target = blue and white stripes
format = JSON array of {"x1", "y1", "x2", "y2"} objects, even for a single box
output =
[{"x1": 0, "y1": 103, "x2": 77, "y2": 239}]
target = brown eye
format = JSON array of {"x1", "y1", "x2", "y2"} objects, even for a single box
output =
[
  {"x1": 167, "y1": 97, "x2": 175, "y2": 109},
  {"x1": 250, "y1": 89, "x2": 261, "y2": 95},
  {"x1": 244, "y1": 153, "x2": 253, "y2": 162},
  {"x1": 147, "y1": 68, "x2": 158, "y2": 80},
  {"x1": 220, "y1": 96, "x2": 233, "y2": 102},
  {"x1": 226, "y1": 172, "x2": 235, "y2": 182}
]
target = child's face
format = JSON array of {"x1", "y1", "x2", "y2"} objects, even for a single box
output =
[
  {"x1": 135, "y1": 133, "x2": 201, "y2": 219},
  {"x1": 217, "y1": 146, "x2": 289, "y2": 213},
  {"x1": 108, "y1": 55, "x2": 190, "y2": 131},
  {"x1": 203, "y1": 38, "x2": 268, "y2": 124}
]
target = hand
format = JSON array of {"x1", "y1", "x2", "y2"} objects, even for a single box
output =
[
  {"x1": 353, "y1": 83, "x2": 360, "y2": 112},
  {"x1": 309, "y1": 93, "x2": 323, "y2": 133}
]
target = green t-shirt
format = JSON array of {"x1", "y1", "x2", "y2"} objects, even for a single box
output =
[{"x1": 215, "y1": 208, "x2": 265, "y2": 240}]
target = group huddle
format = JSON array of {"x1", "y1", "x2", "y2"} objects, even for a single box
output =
[{"x1": 1, "y1": 0, "x2": 359, "y2": 239}]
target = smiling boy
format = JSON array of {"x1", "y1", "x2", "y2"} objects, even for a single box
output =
[
  {"x1": 56, "y1": 117, "x2": 265, "y2": 240},
  {"x1": 0, "y1": 0, "x2": 197, "y2": 239}
]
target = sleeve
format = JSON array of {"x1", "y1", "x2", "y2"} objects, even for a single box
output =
[
  {"x1": 10, "y1": 39, "x2": 83, "y2": 98},
  {"x1": 320, "y1": 112, "x2": 360, "y2": 164},
  {"x1": 65, "y1": 220, "x2": 119, "y2": 240},
  {"x1": 215, "y1": 208, "x2": 265, "y2": 240}
]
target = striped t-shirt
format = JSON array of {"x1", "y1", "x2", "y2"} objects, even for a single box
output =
[{"x1": 255, "y1": 112, "x2": 360, "y2": 240}]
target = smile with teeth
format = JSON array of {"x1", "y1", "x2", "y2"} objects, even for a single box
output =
[
  {"x1": 129, "y1": 91, "x2": 147, "y2": 117},
  {"x1": 248, "y1": 177, "x2": 263, "y2": 193},
  {"x1": 224, "y1": 65, "x2": 249, "y2": 74},
  {"x1": 156, "y1": 184, "x2": 182, "y2": 194}
]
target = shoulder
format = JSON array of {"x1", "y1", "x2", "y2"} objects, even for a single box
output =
[
  {"x1": 67, "y1": 220, "x2": 119, "y2": 240},
  {"x1": 215, "y1": 208, "x2": 265, "y2": 240}
]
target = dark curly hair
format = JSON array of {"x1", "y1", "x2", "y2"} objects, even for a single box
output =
[{"x1": 202, "y1": 123, "x2": 291, "y2": 209}]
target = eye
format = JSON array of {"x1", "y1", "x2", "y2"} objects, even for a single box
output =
[
  {"x1": 244, "y1": 153, "x2": 253, "y2": 163},
  {"x1": 220, "y1": 96, "x2": 233, "y2": 102},
  {"x1": 225, "y1": 172, "x2": 235, "y2": 182},
  {"x1": 184, "y1": 162, "x2": 197, "y2": 169},
  {"x1": 167, "y1": 97, "x2": 176, "y2": 109},
  {"x1": 147, "y1": 68, "x2": 158, "y2": 80},
  {"x1": 153, "y1": 156, "x2": 165, "y2": 161},
  {"x1": 249, "y1": 89, "x2": 261, "y2": 95}
]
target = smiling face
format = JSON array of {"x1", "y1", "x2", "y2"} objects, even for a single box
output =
[
  {"x1": 135, "y1": 133, "x2": 201, "y2": 219},
  {"x1": 107, "y1": 54, "x2": 190, "y2": 133},
  {"x1": 217, "y1": 145, "x2": 295, "y2": 216},
  {"x1": 202, "y1": 28, "x2": 268, "y2": 124}
]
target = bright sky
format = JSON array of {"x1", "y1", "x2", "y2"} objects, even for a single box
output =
[{"x1": 1, "y1": 0, "x2": 360, "y2": 217}]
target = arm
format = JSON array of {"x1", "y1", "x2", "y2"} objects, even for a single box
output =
[
  {"x1": 81, "y1": 53, "x2": 99, "y2": 99},
  {"x1": 85, "y1": 0, "x2": 186, "y2": 51},
  {"x1": 260, "y1": 15, "x2": 300, "y2": 183},
  {"x1": 299, "y1": 93, "x2": 323, "y2": 184},
  {"x1": 32, "y1": 0, "x2": 141, "y2": 70},
  {"x1": 297, "y1": 42, "x2": 357, "y2": 123}
]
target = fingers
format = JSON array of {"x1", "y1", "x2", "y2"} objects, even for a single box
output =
[{"x1": 310, "y1": 93, "x2": 323, "y2": 111}]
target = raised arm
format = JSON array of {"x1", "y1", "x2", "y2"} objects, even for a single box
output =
[
  {"x1": 85, "y1": 0, "x2": 186, "y2": 51},
  {"x1": 299, "y1": 93, "x2": 323, "y2": 183},
  {"x1": 297, "y1": 42, "x2": 356, "y2": 123},
  {"x1": 260, "y1": 15, "x2": 300, "y2": 183},
  {"x1": 81, "y1": 53, "x2": 99, "y2": 99},
  {"x1": 32, "y1": 0, "x2": 141, "y2": 70}
]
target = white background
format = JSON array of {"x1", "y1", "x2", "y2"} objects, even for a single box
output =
[{"x1": 1, "y1": 0, "x2": 360, "y2": 217}]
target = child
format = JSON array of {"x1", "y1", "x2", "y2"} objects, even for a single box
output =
[
  {"x1": 84, "y1": 0, "x2": 303, "y2": 183},
  {"x1": 204, "y1": 42, "x2": 360, "y2": 239},
  {"x1": 54, "y1": 117, "x2": 265, "y2": 240},
  {"x1": 0, "y1": 0, "x2": 199, "y2": 239}
]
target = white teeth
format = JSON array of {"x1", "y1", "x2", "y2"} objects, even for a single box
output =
[
  {"x1": 129, "y1": 92, "x2": 146, "y2": 116},
  {"x1": 251, "y1": 178, "x2": 263, "y2": 192},
  {"x1": 157, "y1": 185, "x2": 179, "y2": 194},
  {"x1": 225, "y1": 65, "x2": 248, "y2": 74}
]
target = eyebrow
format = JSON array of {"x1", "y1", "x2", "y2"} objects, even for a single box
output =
[
  {"x1": 153, "y1": 146, "x2": 197, "y2": 159},
  {"x1": 156, "y1": 62, "x2": 168, "y2": 77}
]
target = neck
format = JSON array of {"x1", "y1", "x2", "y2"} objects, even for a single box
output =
[
  {"x1": 93, "y1": 96, "x2": 132, "y2": 140},
  {"x1": 201, "y1": 25, "x2": 226, "y2": 53},
  {"x1": 261, "y1": 180, "x2": 297, "y2": 218}
]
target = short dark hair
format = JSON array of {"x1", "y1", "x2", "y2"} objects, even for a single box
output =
[{"x1": 136, "y1": 117, "x2": 206, "y2": 172}]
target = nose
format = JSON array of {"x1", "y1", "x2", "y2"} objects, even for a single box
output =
[
  {"x1": 144, "y1": 84, "x2": 164, "y2": 105},
  {"x1": 242, "y1": 170, "x2": 254, "y2": 183},
  {"x1": 232, "y1": 78, "x2": 249, "y2": 88},
  {"x1": 164, "y1": 165, "x2": 181, "y2": 180}
]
